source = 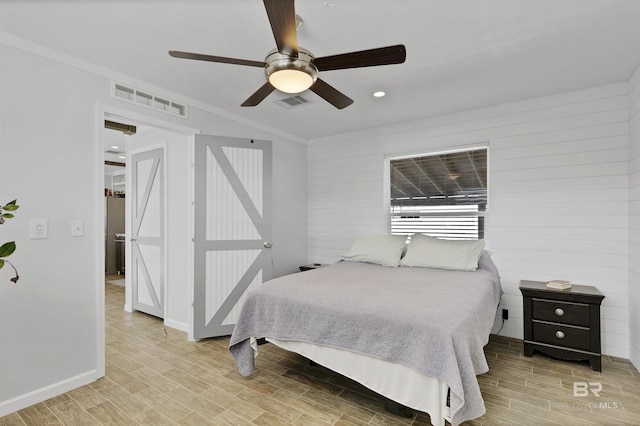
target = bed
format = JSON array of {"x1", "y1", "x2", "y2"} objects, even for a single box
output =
[{"x1": 229, "y1": 234, "x2": 502, "y2": 426}]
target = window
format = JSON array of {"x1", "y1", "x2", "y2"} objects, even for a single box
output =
[
  {"x1": 388, "y1": 146, "x2": 487, "y2": 240},
  {"x1": 112, "y1": 82, "x2": 188, "y2": 118}
]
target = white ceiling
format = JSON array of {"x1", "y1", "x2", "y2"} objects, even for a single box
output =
[
  {"x1": 103, "y1": 127, "x2": 127, "y2": 170},
  {"x1": 2, "y1": 0, "x2": 640, "y2": 141}
]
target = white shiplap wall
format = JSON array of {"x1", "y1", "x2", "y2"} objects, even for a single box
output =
[
  {"x1": 307, "y1": 82, "x2": 631, "y2": 358},
  {"x1": 629, "y1": 63, "x2": 640, "y2": 370}
]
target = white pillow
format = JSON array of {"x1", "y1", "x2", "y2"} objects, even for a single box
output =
[
  {"x1": 340, "y1": 234, "x2": 408, "y2": 267},
  {"x1": 400, "y1": 234, "x2": 485, "y2": 271}
]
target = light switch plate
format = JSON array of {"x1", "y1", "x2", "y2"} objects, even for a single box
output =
[
  {"x1": 30, "y1": 218, "x2": 48, "y2": 239},
  {"x1": 71, "y1": 220, "x2": 84, "y2": 237}
]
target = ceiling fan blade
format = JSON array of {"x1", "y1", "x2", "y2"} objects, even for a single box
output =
[
  {"x1": 241, "y1": 82, "x2": 276, "y2": 107},
  {"x1": 169, "y1": 50, "x2": 265, "y2": 68},
  {"x1": 310, "y1": 78, "x2": 354, "y2": 110},
  {"x1": 263, "y1": 0, "x2": 298, "y2": 56},
  {"x1": 314, "y1": 44, "x2": 406, "y2": 71}
]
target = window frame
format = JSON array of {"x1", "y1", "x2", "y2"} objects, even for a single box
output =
[{"x1": 383, "y1": 144, "x2": 489, "y2": 239}]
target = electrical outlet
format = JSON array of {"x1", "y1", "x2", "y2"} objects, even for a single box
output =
[{"x1": 502, "y1": 309, "x2": 509, "y2": 320}]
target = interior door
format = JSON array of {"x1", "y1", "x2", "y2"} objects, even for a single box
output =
[
  {"x1": 131, "y1": 147, "x2": 165, "y2": 318},
  {"x1": 193, "y1": 135, "x2": 272, "y2": 339}
]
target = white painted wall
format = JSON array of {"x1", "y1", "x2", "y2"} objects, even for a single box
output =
[
  {"x1": 629, "y1": 63, "x2": 640, "y2": 370},
  {"x1": 0, "y1": 41, "x2": 307, "y2": 415},
  {"x1": 0, "y1": 44, "x2": 106, "y2": 412},
  {"x1": 307, "y1": 82, "x2": 631, "y2": 359}
]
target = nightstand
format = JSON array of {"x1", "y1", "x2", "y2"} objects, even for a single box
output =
[
  {"x1": 519, "y1": 280, "x2": 605, "y2": 371},
  {"x1": 299, "y1": 263, "x2": 327, "y2": 272}
]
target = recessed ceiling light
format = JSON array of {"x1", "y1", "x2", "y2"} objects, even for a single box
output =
[
  {"x1": 118, "y1": 156, "x2": 126, "y2": 159},
  {"x1": 373, "y1": 91, "x2": 386, "y2": 98},
  {"x1": 111, "y1": 145, "x2": 120, "y2": 149}
]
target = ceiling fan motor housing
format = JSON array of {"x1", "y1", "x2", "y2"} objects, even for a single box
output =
[{"x1": 265, "y1": 47, "x2": 318, "y2": 93}]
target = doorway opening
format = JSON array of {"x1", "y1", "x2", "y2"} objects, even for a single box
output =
[
  {"x1": 96, "y1": 106, "x2": 198, "y2": 379},
  {"x1": 103, "y1": 120, "x2": 132, "y2": 286}
]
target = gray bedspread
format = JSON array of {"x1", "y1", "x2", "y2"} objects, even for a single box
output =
[{"x1": 229, "y1": 254, "x2": 502, "y2": 425}]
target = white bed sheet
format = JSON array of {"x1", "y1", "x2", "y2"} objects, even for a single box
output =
[{"x1": 264, "y1": 337, "x2": 450, "y2": 426}]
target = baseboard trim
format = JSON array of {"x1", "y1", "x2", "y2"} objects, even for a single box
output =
[
  {"x1": 164, "y1": 318, "x2": 188, "y2": 333},
  {"x1": 0, "y1": 370, "x2": 99, "y2": 417},
  {"x1": 121, "y1": 305, "x2": 186, "y2": 332}
]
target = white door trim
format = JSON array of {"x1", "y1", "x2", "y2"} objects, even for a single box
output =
[{"x1": 95, "y1": 104, "x2": 199, "y2": 377}]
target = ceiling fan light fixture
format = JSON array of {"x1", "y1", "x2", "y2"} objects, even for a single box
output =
[
  {"x1": 269, "y1": 69, "x2": 314, "y2": 93},
  {"x1": 265, "y1": 48, "x2": 318, "y2": 94}
]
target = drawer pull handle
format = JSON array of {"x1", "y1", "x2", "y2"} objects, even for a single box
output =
[
  {"x1": 555, "y1": 331, "x2": 565, "y2": 339},
  {"x1": 555, "y1": 308, "x2": 565, "y2": 316}
]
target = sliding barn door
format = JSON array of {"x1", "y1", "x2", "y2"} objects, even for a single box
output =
[
  {"x1": 131, "y1": 147, "x2": 165, "y2": 318},
  {"x1": 193, "y1": 135, "x2": 272, "y2": 339}
]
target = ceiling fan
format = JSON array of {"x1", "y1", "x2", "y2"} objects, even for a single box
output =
[{"x1": 169, "y1": 0, "x2": 406, "y2": 109}]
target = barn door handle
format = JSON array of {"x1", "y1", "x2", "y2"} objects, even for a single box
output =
[{"x1": 263, "y1": 241, "x2": 272, "y2": 248}]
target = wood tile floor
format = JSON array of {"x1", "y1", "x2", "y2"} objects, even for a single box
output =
[
  {"x1": 2, "y1": 283, "x2": 639, "y2": 425},
  {"x1": 105, "y1": 274, "x2": 124, "y2": 281}
]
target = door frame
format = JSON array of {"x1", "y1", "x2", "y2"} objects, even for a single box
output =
[{"x1": 95, "y1": 104, "x2": 198, "y2": 377}]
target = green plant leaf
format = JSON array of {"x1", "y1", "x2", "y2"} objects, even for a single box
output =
[
  {"x1": 2, "y1": 204, "x2": 19, "y2": 211},
  {"x1": 0, "y1": 259, "x2": 4, "y2": 269},
  {"x1": 0, "y1": 241, "x2": 16, "y2": 257},
  {"x1": 2, "y1": 213, "x2": 14, "y2": 219}
]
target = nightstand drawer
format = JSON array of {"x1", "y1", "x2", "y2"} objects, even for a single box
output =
[
  {"x1": 532, "y1": 299, "x2": 589, "y2": 326},
  {"x1": 532, "y1": 321, "x2": 591, "y2": 351}
]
